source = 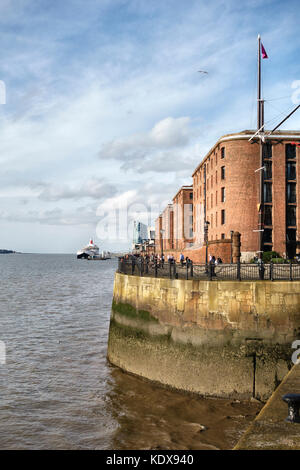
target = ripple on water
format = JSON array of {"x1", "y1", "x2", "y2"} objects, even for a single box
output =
[{"x1": 0, "y1": 255, "x2": 262, "y2": 449}]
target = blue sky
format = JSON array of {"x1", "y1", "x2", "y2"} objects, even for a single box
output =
[{"x1": 0, "y1": 0, "x2": 300, "y2": 253}]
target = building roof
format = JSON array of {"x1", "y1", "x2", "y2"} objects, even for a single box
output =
[
  {"x1": 172, "y1": 185, "x2": 193, "y2": 201},
  {"x1": 192, "y1": 130, "x2": 300, "y2": 176}
]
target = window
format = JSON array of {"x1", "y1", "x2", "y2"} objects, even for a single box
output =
[
  {"x1": 211, "y1": 194, "x2": 213, "y2": 208},
  {"x1": 264, "y1": 182, "x2": 272, "y2": 203},
  {"x1": 287, "y1": 206, "x2": 296, "y2": 226},
  {"x1": 221, "y1": 209, "x2": 225, "y2": 225},
  {"x1": 264, "y1": 205, "x2": 272, "y2": 226},
  {"x1": 263, "y1": 228, "x2": 272, "y2": 244},
  {"x1": 263, "y1": 143, "x2": 272, "y2": 159},
  {"x1": 221, "y1": 187, "x2": 225, "y2": 202},
  {"x1": 215, "y1": 171, "x2": 218, "y2": 184},
  {"x1": 215, "y1": 211, "x2": 217, "y2": 227},
  {"x1": 287, "y1": 228, "x2": 296, "y2": 242},
  {"x1": 287, "y1": 183, "x2": 296, "y2": 203},
  {"x1": 286, "y1": 162, "x2": 296, "y2": 180},
  {"x1": 286, "y1": 143, "x2": 296, "y2": 160},
  {"x1": 221, "y1": 166, "x2": 225, "y2": 180},
  {"x1": 264, "y1": 161, "x2": 272, "y2": 180},
  {"x1": 221, "y1": 147, "x2": 225, "y2": 159},
  {"x1": 216, "y1": 191, "x2": 218, "y2": 205},
  {"x1": 221, "y1": 233, "x2": 225, "y2": 239},
  {"x1": 189, "y1": 192, "x2": 193, "y2": 200}
]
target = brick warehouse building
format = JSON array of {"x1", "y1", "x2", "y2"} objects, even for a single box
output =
[
  {"x1": 154, "y1": 130, "x2": 300, "y2": 263},
  {"x1": 155, "y1": 186, "x2": 193, "y2": 256},
  {"x1": 192, "y1": 130, "x2": 300, "y2": 261},
  {"x1": 172, "y1": 186, "x2": 193, "y2": 251}
]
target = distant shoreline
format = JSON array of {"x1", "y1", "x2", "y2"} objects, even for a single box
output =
[{"x1": 0, "y1": 251, "x2": 123, "y2": 256}]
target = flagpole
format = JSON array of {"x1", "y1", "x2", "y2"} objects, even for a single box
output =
[
  {"x1": 258, "y1": 34, "x2": 262, "y2": 129},
  {"x1": 257, "y1": 34, "x2": 264, "y2": 260}
]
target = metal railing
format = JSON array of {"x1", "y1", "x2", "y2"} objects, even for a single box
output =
[{"x1": 117, "y1": 258, "x2": 300, "y2": 281}]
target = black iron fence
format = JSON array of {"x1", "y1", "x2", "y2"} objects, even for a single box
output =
[{"x1": 118, "y1": 258, "x2": 300, "y2": 281}]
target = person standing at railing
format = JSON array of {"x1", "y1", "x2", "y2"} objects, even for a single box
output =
[
  {"x1": 210, "y1": 255, "x2": 216, "y2": 277},
  {"x1": 180, "y1": 253, "x2": 184, "y2": 266},
  {"x1": 161, "y1": 254, "x2": 165, "y2": 267}
]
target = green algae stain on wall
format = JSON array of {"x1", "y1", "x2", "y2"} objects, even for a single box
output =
[
  {"x1": 108, "y1": 273, "x2": 300, "y2": 399},
  {"x1": 112, "y1": 300, "x2": 158, "y2": 324}
]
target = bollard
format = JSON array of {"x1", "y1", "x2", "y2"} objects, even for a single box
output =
[
  {"x1": 155, "y1": 259, "x2": 158, "y2": 278},
  {"x1": 169, "y1": 261, "x2": 172, "y2": 279},
  {"x1": 290, "y1": 261, "x2": 293, "y2": 281},
  {"x1": 190, "y1": 260, "x2": 193, "y2": 278},
  {"x1": 186, "y1": 262, "x2": 189, "y2": 280},
  {"x1": 282, "y1": 394, "x2": 300, "y2": 423}
]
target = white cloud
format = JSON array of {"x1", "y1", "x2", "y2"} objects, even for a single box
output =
[
  {"x1": 38, "y1": 179, "x2": 116, "y2": 201},
  {"x1": 99, "y1": 116, "x2": 193, "y2": 162}
]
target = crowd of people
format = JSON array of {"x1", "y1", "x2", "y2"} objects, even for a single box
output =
[
  {"x1": 209, "y1": 255, "x2": 223, "y2": 265},
  {"x1": 120, "y1": 252, "x2": 223, "y2": 267},
  {"x1": 120, "y1": 252, "x2": 193, "y2": 268}
]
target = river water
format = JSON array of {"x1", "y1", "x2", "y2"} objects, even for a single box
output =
[{"x1": 0, "y1": 254, "x2": 261, "y2": 450}]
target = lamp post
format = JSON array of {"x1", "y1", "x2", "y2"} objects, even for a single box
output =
[
  {"x1": 204, "y1": 220, "x2": 210, "y2": 272},
  {"x1": 230, "y1": 230, "x2": 234, "y2": 264},
  {"x1": 160, "y1": 229, "x2": 165, "y2": 257}
]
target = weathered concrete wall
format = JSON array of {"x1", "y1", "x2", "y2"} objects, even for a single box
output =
[
  {"x1": 107, "y1": 273, "x2": 300, "y2": 399},
  {"x1": 234, "y1": 364, "x2": 300, "y2": 450}
]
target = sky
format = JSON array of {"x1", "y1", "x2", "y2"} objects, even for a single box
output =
[{"x1": 0, "y1": 0, "x2": 300, "y2": 253}]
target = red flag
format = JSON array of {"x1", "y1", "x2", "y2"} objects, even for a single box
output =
[{"x1": 261, "y1": 43, "x2": 268, "y2": 59}]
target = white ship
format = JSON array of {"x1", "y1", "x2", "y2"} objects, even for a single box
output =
[{"x1": 77, "y1": 239, "x2": 100, "y2": 259}]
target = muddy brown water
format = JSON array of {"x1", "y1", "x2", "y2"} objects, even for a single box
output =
[{"x1": 0, "y1": 255, "x2": 261, "y2": 450}]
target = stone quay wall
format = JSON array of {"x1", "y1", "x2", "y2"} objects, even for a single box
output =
[{"x1": 107, "y1": 272, "x2": 300, "y2": 400}]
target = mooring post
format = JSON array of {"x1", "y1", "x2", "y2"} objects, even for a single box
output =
[
  {"x1": 290, "y1": 261, "x2": 293, "y2": 281},
  {"x1": 155, "y1": 259, "x2": 158, "y2": 278},
  {"x1": 190, "y1": 260, "x2": 193, "y2": 278},
  {"x1": 169, "y1": 261, "x2": 172, "y2": 279},
  {"x1": 186, "y1": 261, "x2": 189, "y2": 280}
]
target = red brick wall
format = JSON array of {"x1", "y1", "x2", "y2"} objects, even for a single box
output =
[
  {"x1": 163, "y1": 239, "x2": 232, "y2": 263},
  {"x1": 172, "y1": 186, "x2": 193, "y2": 251},
  {"x1": 192, "y1": 134, "x2": 300, "y2": 259}
]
